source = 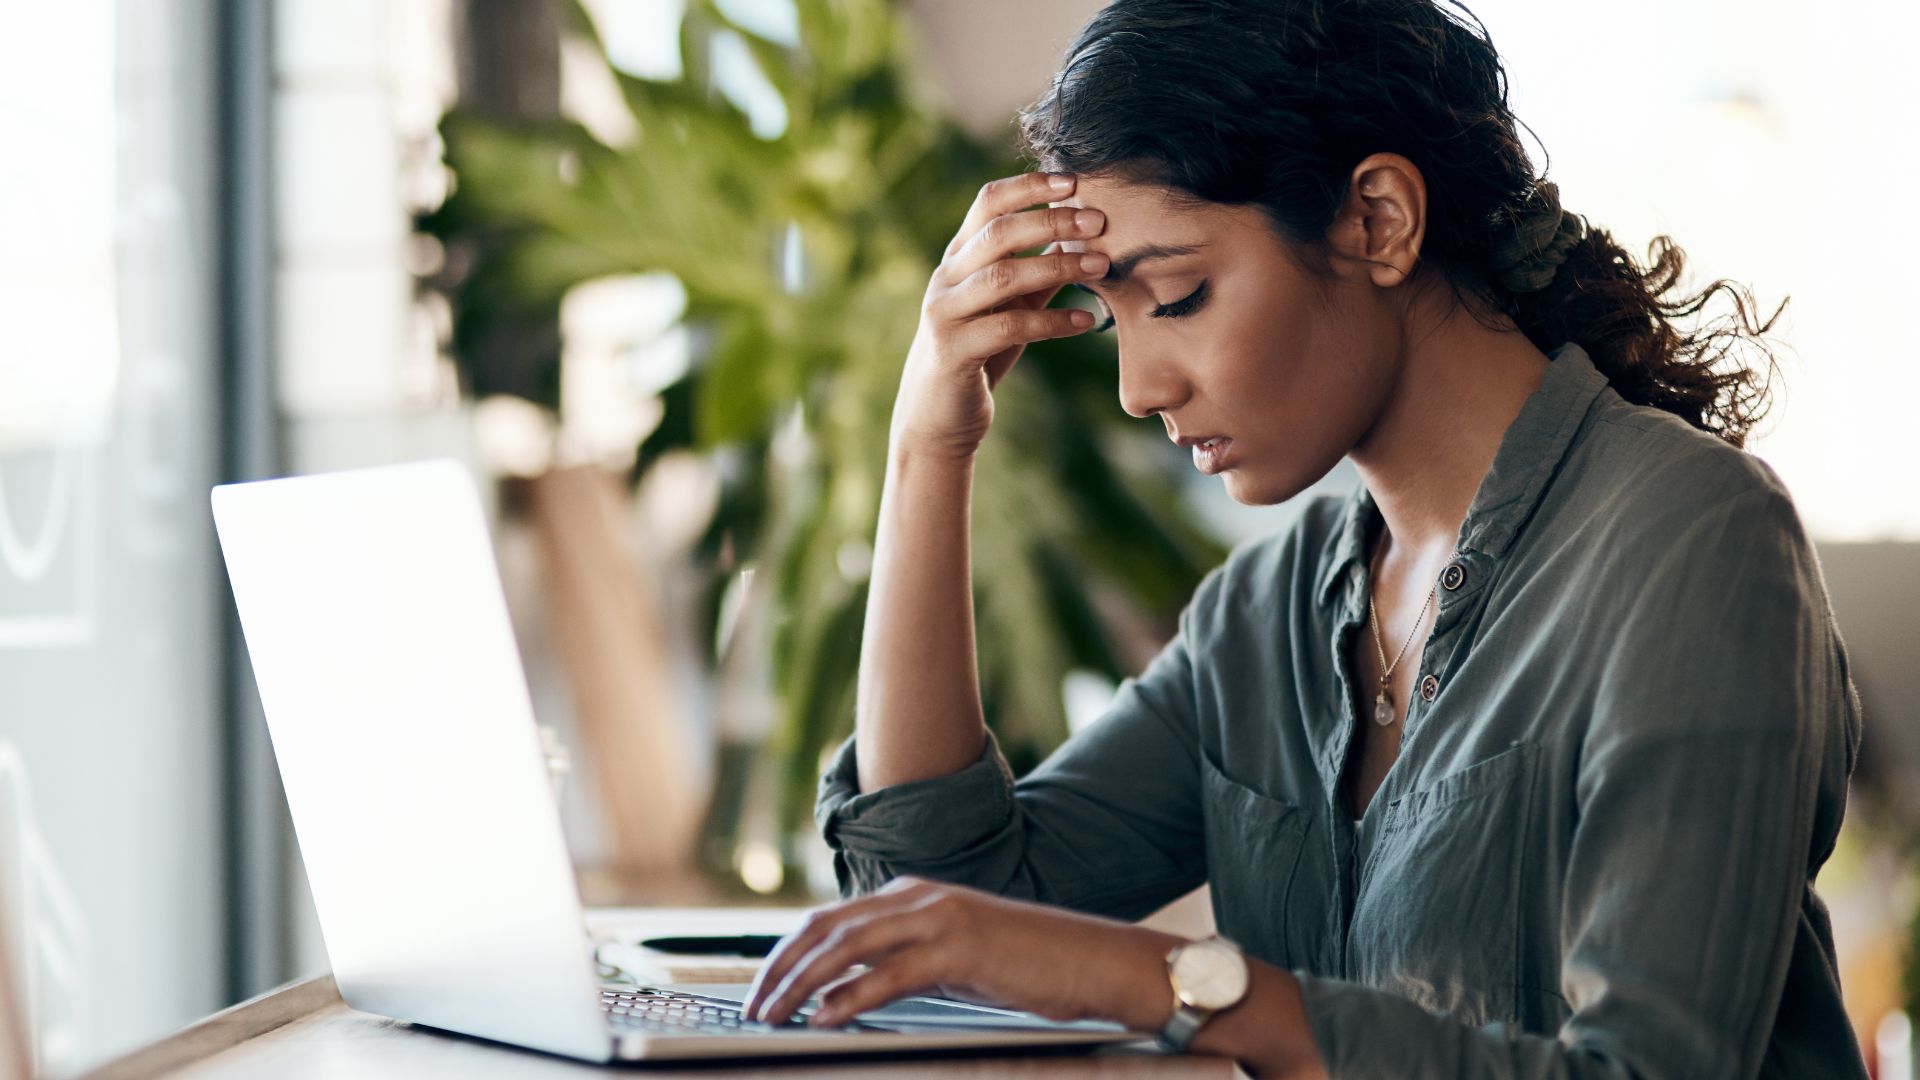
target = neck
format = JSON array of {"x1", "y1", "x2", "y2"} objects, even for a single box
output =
[{"x1": 1349, "y1": 304, "x2": 1551, "y2": 568}]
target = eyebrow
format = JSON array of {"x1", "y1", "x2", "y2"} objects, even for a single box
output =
[{"x1": 1076, "y1": 242, "x2": 1207, "y2": 294}]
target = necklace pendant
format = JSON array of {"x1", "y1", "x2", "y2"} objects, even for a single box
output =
[{"x1": 1373, "y1": 687, "x2": 1395, "y2": 726}]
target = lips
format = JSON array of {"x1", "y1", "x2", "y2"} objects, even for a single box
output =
[{"x1": 1188, "y1": 436, "x2": 1232, "y2": 475}]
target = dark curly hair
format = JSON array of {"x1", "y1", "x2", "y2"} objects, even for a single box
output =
[{"x1": 1017, "y1": 0, "x2": 1785, "y2": 447}]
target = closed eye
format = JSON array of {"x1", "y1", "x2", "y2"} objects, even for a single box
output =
[{"x1": 1151, "y1": 280, "x2": 1209, "y2": 320}]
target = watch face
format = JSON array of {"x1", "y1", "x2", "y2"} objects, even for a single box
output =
[{"x1": 1172, "y1": 939, "x2": 1249, "y2": 1011}]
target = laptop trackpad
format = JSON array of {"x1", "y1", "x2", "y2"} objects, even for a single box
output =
[{"x1": 852, "y1": 997, "x2": 1125, "y2": 1032}]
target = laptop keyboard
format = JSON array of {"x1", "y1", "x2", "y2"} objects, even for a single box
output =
[{"x1": 600, "y1": 986, "x2": 807, "y2": 1036}]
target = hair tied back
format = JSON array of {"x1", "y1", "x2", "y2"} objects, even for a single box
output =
[{"x1": 1490, "y1": 179, "x2": 1588, "y2": 293}]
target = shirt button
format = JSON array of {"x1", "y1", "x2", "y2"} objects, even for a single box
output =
[
  {"x1": 1440, "y1": 563, "x2": 1466, "y2": 591},
  {"x1": 1419, "y1": 674, "x2": 1440, "y2": 702}
]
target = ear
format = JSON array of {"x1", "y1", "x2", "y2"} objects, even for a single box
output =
[{"x1": 1325, "y1": 152, "x2": 1427, "y2": 288}]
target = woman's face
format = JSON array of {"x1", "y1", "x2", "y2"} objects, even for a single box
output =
[{"x1": 1053, "y1": 173, "x2": 1410, "y2": 506}]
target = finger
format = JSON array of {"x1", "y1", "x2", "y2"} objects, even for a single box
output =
[
  {"x1": 944, "y1": 205, "x2": 1106, "y2": 287},
  {"x1": 755, "y1": 891, "x2": 954, "y2": 1023},
  {"x1": 810, "y1": 951, "x2": 952, "y2": 1029},
  {"x1": 997, "y1": 241, "x2": 1085, "y2": 314},
  {"x1": 754, "y1": 906, "x2": 940, "y2": 1024},
  {"x1": 1006, "y1": 241, "x2": 1082, "y2": 312},
  {"x1": 945, "y1": 172, "x2": 1077, "y2": 261},
  {"x1": 933, "y1": 251, "x2": 1109, "y2": 324},
  {"x1": 978, "y1": 302, "x2": 1098, "y2": 392},
  {"x1": 950, "y1": 307, "x2": 1096, "y2": 364},
  {"x1": 743, "y1": 880, "x2": 929, "y2": 1018},
  {"x1": 746, "y1": 905, "x2": 884, "y2": 1021}
]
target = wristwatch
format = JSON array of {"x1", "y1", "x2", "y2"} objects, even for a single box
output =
[{"x1": 1156, "y1": 935, "x2": 1250, "y2": 1052}]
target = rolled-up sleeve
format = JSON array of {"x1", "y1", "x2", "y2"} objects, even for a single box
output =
[
  {"x1": 1290, "y1": 485, "x2": 1853, "y2": 1078},
  {"x1": 815, "y1": 727, "x2": 1021, "y2": 896},
  {"x1": 815, "y1": 567, "x2": 1222, "y2": 919}
]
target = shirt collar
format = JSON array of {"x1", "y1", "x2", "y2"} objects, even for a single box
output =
[{"x1": 1315, "y1": 340, "x2": 1610, "y2": 606}]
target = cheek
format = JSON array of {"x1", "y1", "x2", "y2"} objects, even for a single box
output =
[
  {"x1": 1187, "y1": 250, "x2": 1395, "y2": 492},
  {"x1": 1203, "y1": 321, "x2": 1382, "y2": 503},
  {"x1": 1207, "y1": 335, "x2": 1363, "y2": 445},
  {"x1": 1204, "y1": 276, "x2": 1335, "y2": 401}
]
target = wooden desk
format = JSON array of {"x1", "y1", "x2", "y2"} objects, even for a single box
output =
[{"x1": 81, "y1": 976, "x2": 1243, "y2": 1079}]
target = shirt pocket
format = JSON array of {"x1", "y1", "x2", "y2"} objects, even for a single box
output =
[
  {"x1": 1350, "y1": 739, "x2": 1538, "y2": 1026},
  {"x1": 1199, "y1": 755, "x2": 1314, "y2": 969}
]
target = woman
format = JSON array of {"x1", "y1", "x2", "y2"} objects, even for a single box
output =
[{"x1": 741, "y1": 1, "x2": 1865, "y2": 1076}]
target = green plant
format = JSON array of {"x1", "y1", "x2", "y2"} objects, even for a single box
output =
[{"x1": 419, "y1": 0, "x2": 1224, "y2": 849}]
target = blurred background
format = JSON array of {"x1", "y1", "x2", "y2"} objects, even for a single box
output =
[{"x1": 1, "y1": 0, "x2": 1916, "y2": 1075}]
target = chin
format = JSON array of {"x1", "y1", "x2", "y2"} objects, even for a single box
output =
[
  {"x1": 1220, "y1": 470, "x2": 1294, "y2": 507},
  {"x1": 1219, "y1": 454, "x2": 1339, "y2": 507}
]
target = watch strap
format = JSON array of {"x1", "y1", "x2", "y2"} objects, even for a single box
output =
[{"x1": 1156, "y1": 1002, "x2": 1211, "y2": 1052}]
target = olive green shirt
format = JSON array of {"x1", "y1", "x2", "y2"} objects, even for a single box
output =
[{"x1": 816, "y1": 341, "x2": 1867, "y2": 1078}]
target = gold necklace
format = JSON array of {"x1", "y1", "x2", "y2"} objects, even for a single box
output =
[{"x1": 1366, "y1": 568, "x2": 1438, "y2": 728}]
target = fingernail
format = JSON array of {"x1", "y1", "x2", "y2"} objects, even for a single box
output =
[
  {"x1": 1048, "y1": 172, "x2": 1074, "y2": 192},
  {"x1": 1074, "y1": 209, "x2": 1103, "y2": 232},
  {"x1": 1069, "y1": 309, "x2": 1093, "y2": 328},
  {"x1": 1080, "y1": 252, "x2": 1108, "y2": 274}
]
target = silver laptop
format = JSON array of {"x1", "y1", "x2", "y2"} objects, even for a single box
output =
[{"x1": 210, "y1": 458, "x2": 1135, "y2": 1063}]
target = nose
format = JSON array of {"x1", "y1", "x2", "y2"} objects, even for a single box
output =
[{"x1": 1116, "y1": 344, "x2": 1190, "y2": 420}]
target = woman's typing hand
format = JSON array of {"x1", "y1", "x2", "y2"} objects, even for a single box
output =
[{"x1": 741, "y1": 875, "x2": 1177, "y2": 1032}]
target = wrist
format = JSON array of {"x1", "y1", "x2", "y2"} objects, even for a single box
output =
[
  {"x1": 1101, "y1": 927, "x2": 1324, "y2": 1078},
  {"x1": 888, "y1": 430, "x2": 981, "y2": 472},
  {"x1": 1110, "y1": 925, "x2": 1187, "y2": 1033},
  {"x1": 1190, "y1": 962, "x2": 1328, "y2": 1080}
]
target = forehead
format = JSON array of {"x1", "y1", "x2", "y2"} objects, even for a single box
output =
[{"x1": 1049, "y1": 176, "x2": 1252, "y2": 255}]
